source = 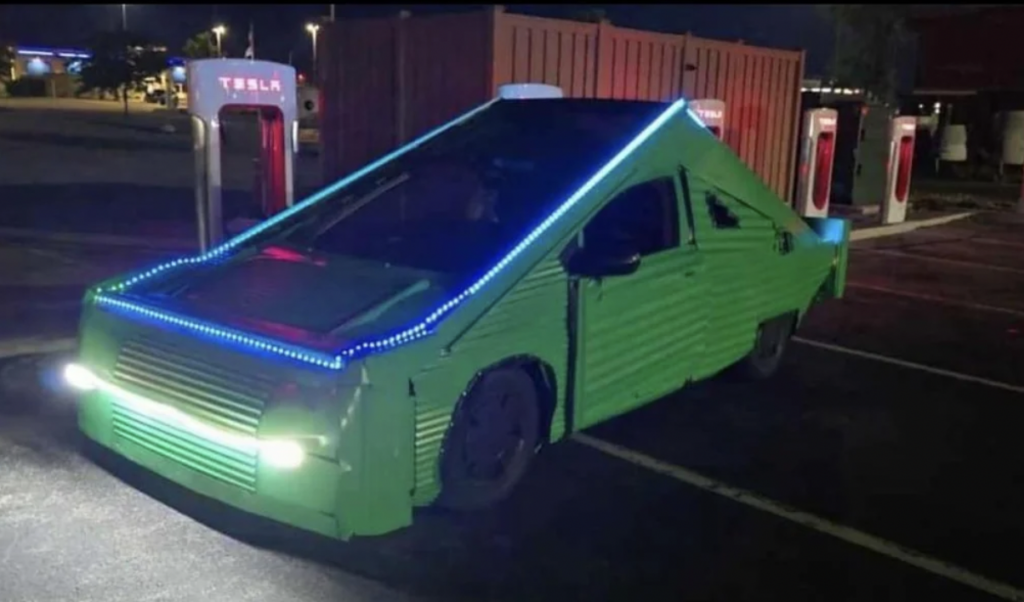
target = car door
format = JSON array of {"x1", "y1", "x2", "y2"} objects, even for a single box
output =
[{"x1": 569, "y1": 174, "x2": 709, "y2": 429}]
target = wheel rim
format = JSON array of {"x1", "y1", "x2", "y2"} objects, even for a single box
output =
[{"x1": 462, "y1": 391, "x2": 527, "y2": 481}]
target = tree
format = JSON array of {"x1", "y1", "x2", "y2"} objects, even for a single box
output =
[
  {"x1": 820, "y1": 5, "x2": 918, "y2": 105},
  {"x1": 78, "y1": 30, "x2": 167, "y2": 115},
  {"x1": 0, "y1": 42, "x2": 14, "y2": 82},
  {"x1": 183, "y1": 31, "x2": 217, "y2": 60}
]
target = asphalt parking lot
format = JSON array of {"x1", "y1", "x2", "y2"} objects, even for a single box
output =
[{"x1": 1, "y1": 211, "x2": 1023, "y2": 602}]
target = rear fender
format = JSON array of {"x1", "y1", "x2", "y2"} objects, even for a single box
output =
[{"x1": 803, "y1": 216, "x2": 850, "y2": 299}]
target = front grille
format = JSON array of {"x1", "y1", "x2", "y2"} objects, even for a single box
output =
[
  {"x1": 110, "y1": 337, "x2": 273, "y2": 491},
  {"x1": 112, "y1": 402, "x2": 259, "y2": 491}
]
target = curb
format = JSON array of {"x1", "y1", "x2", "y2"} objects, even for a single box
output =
[
  {"x1": 0, "y1": 337, "x2": 78, "y2": 361},
  {"x1": 0, "y1": 210, "x2": 981, "y2": 361},
  {"x1": 0, "y1": 227, "x2": 195, "y2": 252},
  {"x1": 849, "y1": 211, "x2": 976, "y2": 242}
]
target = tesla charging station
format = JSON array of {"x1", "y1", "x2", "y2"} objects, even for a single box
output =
[
  {"x1": 690, "y1": 99, "x2": 726, "y2": 140},
  {"x1": 880, "y1": 116, "x2": 917, "y2": 225},
  {"x1": 794, "y1": 108, "x2": 838, "y2": 218},
  {"x1": 188, "y1": 59, "x2": 298, "y2": 252}
]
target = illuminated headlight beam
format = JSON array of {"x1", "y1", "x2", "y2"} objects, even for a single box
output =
[
  {"x1": 64, "y1": 363, "x2": 311, "y2": 470},
  {"x1": 64, "y1": 363, "x2": 98, "y2": 391}
]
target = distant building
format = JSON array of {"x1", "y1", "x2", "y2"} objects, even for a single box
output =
[
  {"x1": 11, "y1": 46, "x2": 91, "y2": 80},
  {"x1": 8, "y1": 45, "x2": 188, "y2": 99}
]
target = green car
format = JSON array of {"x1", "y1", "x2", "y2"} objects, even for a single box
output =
[{"x1": 66, "y1": 93, "x2": 850, "y2": 539}]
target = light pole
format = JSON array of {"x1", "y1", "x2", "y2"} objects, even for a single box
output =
[
  {"x1": 306, "y1": 23, "x2": 320, "y2": 77},
  {"x1": 121, "y1": 4, "x2": 128, "y2": 30},
  {"x1": 329, "y1": 4, "x2": 335, "y2": 21},
  {"x1": 212, "y1": 25, "x2": 226, "y2": 58}
]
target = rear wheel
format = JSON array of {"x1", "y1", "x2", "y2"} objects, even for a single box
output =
[
  {"x1": 437, "y1": 367, "x2": 541, "y2": 511},
  {"x1": 733, "y1": 313, "x2": 795, "y2": 381}
]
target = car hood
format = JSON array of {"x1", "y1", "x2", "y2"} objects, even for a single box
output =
[{"x1": 168, "y1": 246, "x2": 451, "y2": 350}]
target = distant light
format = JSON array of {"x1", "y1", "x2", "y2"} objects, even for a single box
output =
[
  {"x1": 306, "y1": 23, "x2": 320, "y2": 34},
  {"x1": 25, "y1": 57, "x2": 51, "y2": 77},
  {"x1": 212, "y1": 25, "x2": 227, "y2": 36}
]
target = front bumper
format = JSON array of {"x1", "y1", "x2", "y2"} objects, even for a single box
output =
[{"x1": 78, "y1": 384, "x2": 346, "y2": 539}]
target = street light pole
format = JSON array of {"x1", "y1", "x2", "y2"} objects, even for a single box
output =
[
  {"x1": 121, "y1": 4, "x2": 128, "y2": 30},
  {"x1": 212, "y1": 25, "x2": 226, "y2": 58},
  {"x1": 329, "y1": 4, "x2": 336, "y2": 22},
  {"x1": 306, "y1": 23, "x2": 320, "y2": 78}
]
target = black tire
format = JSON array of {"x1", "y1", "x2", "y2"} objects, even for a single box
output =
[
  {"x1": 733, "y1": 313, "x2": 795, "y2": 381},
  {"x1": 437, "y1": 367, "x2": 541, "y2": 511}
]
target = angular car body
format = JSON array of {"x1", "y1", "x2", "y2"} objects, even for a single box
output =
[{"x1": 70, "y1": 93, "x2": 850, "y2": 539}]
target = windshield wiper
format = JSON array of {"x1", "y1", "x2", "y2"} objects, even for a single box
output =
[
  {"x1": 285, "y1": 172, "x2": 411, "y2": 245},
  {"x1": 311, "y1": 172, "x2": 411, "y2": 238}
]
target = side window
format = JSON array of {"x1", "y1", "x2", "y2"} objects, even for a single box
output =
[
  {"x1": 584, "y1": 178, "x2": 680, "y2": 257},
  {"x1": 705, "y1": 191, "x2": 741, "y2": 229}
]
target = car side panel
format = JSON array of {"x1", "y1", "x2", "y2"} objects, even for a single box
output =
[
  {"x1": 407, "y1": 256, "x2": 570, "y2": 505},
  {"x1": 685, "y1": 173, "x2": 833, "y2": 380}
]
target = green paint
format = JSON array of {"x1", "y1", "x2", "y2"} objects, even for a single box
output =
[{"x1": 75, "y1": 100, "x2": 849, "y2": 539}]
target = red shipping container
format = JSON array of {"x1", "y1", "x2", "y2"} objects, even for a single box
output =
[{"x1": 318, "y1": 7, "x2": 804, "y2": 201}]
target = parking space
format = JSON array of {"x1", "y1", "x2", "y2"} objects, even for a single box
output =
[
  {"x1": 1, "y1": 212, "x2": 1023, "y2": 601},
  {"x1": 0, "y1": 351, "x2": 1005, "y2": 602}
]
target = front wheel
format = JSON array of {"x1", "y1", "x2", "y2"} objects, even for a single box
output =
[
  {"x1": 437, "y1": 368, "x2": 541, "y2": 511},
  {"x1": 733, "y1": 313, "x2": 795, "y2": 381}
]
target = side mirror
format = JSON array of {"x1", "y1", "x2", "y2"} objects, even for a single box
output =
[{"x1": 566, "y1": 244, "x2": 641, "y2": 278}]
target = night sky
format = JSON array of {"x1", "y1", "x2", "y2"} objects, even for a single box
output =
[{"x1": 1, "y1": 4, "x2": 836, "y2": 78}]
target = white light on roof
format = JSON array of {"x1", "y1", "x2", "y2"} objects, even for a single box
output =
[{"x1": 498, "y1": 83, "x2": 564, "y2": 100}]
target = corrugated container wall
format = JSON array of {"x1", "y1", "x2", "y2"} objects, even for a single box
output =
[{"x1": 319, "y1": 7, "x2": 804, "y2": 201}]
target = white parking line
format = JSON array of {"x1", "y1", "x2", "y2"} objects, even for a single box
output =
[
  {"x1": 971, "y1": 237, "x2": 1024, "y2": 251},
  {"x1": 858, "y1": 249, "x2": 1024, "y2": 276},
  {"x1": 793, "y1": 337, "x2": 1024, "y2": 395},
  {"x1": 847, "y1": 282, "x2": 1024, "y2": 319},
  {"x1": 573, "y1": 433, "x2": 1024, "y2": 602}
]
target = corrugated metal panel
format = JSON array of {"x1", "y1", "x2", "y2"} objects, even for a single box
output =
[
  {"x1": 320, "y1": 8, "x2": 803, "y2": 198},
  {"x1": 686, "y1": 177, "x2": 832, "y2": 378},
  {"x1": 401, "y1": 12, "x2": 493, "y2": 145},
  {"x1": 410, "y1": 257, "x2": 569, "y2": 504},
  {"x1": 320, "y1": 16, "x2": 400, "y2": 179},
  {"x1": 683, "y1": 36, "x2": 802, "y2": 200},
  {"x1": 491, "y1": 12, "x2": 601, "y2": 97},
  {"x1": 320, "y1": 12, "x2": 492, "y2": 181},
  {"x1": 597, "y1": 24, "x2": 686, "y2": 101}
]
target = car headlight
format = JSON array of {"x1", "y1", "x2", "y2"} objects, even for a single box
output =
[
  {"x1": 259, "y1": 440, "x2": 306, "y2": 469},
  {"x1": 64, "y1": 363, "x2": 98, "y2": 391}
]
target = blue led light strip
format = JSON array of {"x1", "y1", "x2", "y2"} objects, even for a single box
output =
[
  {"x1": 686, "y1": 108, "x2": 707, "y2": 127},
  {"x1": 95, "y1": 98, "x2": 689, "y2": 369},
  {"x1": 97, "y1": 296, "x2": 346, "y2": 369}
]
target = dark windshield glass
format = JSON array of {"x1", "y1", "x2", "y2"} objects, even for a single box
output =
[{"x1": 281, "y1": 99, "x2": 666, "y2": 278}]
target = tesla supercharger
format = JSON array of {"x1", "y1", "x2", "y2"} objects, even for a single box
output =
[
  {"x1": 881, "y1": 116, "x2": 917, "y2": 225},
  {"x1": 794, "y1": 108, "x2": 838, "y2": 218},
  {"x1": 188, "y1": 59, "x2": 297, "y2": 252},
  {"x1": 690, "y1": 99, "x2": 726, "y2": 140}
]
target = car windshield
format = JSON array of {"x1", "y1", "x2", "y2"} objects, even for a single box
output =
[{"x1": 280, "y1": 99, "x2": 666, "y2": 279}]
